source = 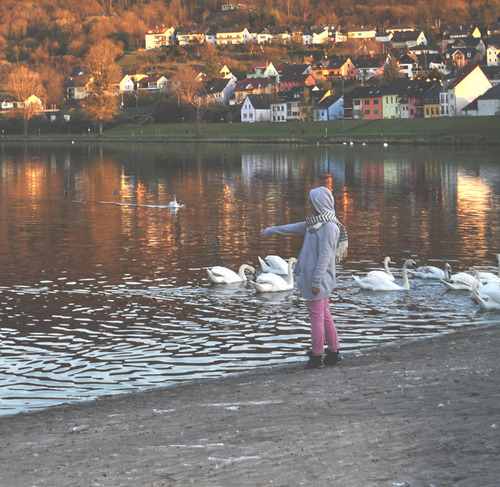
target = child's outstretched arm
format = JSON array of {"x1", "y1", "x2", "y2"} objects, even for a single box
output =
[{"x1": 261, "y1": 222, "x2": 307, "y2": 236}]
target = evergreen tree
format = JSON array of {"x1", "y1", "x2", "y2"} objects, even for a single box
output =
[{"x1": 381, "y1": 56, "x2": 403, "y2": 85}]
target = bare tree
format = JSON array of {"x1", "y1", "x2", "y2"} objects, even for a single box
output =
[
  {"x1": 81, "y1": 39, "x2": 123, "y2": 135},
  {"x1": 171, "y1": 65, "x2": 208, "y2": 137},
  {"x1": 5, "y1": 65, "x2": 46, "y2": 135}
]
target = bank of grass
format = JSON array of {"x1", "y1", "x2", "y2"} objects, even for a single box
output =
[
  {"x1": 103, "y1": 116, "x2": 500, "y2": 144},
  {"x1": 5, "y1": 116, "x2": 500, "y2": 144}
]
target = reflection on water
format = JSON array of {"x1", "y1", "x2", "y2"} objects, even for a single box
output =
[{"x1": 0, "y1": 142, "x2": 499, "y2": 417}]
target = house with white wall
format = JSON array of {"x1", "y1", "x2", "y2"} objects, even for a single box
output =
[
  {"x1": 241, "y1": 94, "x2": 271, "y2": 122},
  {"x1": 462, "y1": 84, "x2": 500, "y2": 116},
  {"x1": 487, "y1": 43, "x2": 500, "y2": 66},
  {"x1": 216, "y1": 27, "x2": 250, "y2": 45},
  {"x1": 270, "y1": 100, "x2": 288, "y2": 122},
  {"x1": 398, "y1": 52, "x2": 420, "y2": 78},
  {"x1": 356, "y1": 54, "x2": 390, "y2": 81},
  {"x1": 309, "y1": 25, "x2": 330, "y2": 45},
  {"x1": 440, "y1": 64, "x2": 492, "y2": 116},
  {"x1": 268, "y1": 26, "x2": 291, "y2": 44},
  {"x1": 391, "y1": 30, "x2": 427, "y2": 49},
  {"x1": 1, "y1": 99, "x2": 17, "y2": 110},
  {"x1": 247, "y1": 62, "x2": 280, "y2": 82},
  {"x1": 119, "y1": 75, "x2": 136, "y2": 92},
  {"x1": 314, "y1": 94, "x2": 344, "y2": 120},
  {"x1": 145, "y1": 26, "x2": 175, "y2": 50},
  {"x1": 273, "y1": 89, "x2": 303, "y2": 121},
  {"x1": 205, "y1": 78, "x2": 236, "y2": 104},
  {"x1": 347, "y1": 25, "x2": 377, "y2": 40},
  {"x1": 136, "y1": 75, "x2": 169, "y2": 92},
  {"x1": 256, "y1": 28, "x2": 272, "y2": 44}
]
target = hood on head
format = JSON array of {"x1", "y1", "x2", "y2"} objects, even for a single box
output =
[{"x1": 310, "y1": 186, "x2": 335, "y2": 214}]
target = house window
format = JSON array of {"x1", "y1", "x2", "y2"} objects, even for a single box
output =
[
  {"x1": 374, "y1": 109, "x2": 379, "y2": 115},
  {"x1": 364, "y1": 99, "x2": 369, "y2": 105},
  {"x1": 373, "y1": 99, "x2": 379, "y2": 105},
  {"x1": 364, "y1": 109, "x2": 370, "y2": 115},
  {"x1": 354, "y1": 100, "x2": 361, "y2": 106}
]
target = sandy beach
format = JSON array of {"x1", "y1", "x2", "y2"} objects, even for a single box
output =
[{"x1": 1, "y1": 323, "x2": 498, "y2": 487}]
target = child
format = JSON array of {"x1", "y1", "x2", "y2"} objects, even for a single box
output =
[{"x1": 261, "y1": 186, "x2": 348, "y2": 369}]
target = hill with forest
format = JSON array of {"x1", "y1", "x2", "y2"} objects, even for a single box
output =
[{"x1": 0, "y1": 0, "x2": 499, "y2": 106}]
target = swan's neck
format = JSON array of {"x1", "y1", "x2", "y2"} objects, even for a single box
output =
[
  {"x1": 473, "y1": 287, "x2": 490, "y2": 310},
  {"x1": 286, "y1": 260, "x2": 296, "y2": 284},
  {"x1": 402, "y1": 265, "x2": 410, "y2": 290},
  {"x1": 384, "y1": 259, "x2": 394, "y2": 278},
  {"x1": 444, "y1": 265, "x2": 450, "y2": 280},
  {"x1": 239, "y1": 265, "x2": 252, "y2": 279}
]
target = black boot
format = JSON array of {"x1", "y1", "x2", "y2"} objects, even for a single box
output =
[
  {"x1": 305, "y1": 350, "x2": 324, "y2": 369},
  {"x1": 323, "y1": 348, "x2": 341, "y2": 366}
]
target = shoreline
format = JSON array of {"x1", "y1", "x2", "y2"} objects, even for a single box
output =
[
  {"x1": 1, "y1": 323, "x2": 498, "y2": 486},
  {"x1": 2, "y1": 135, "x2": 500, "y2": 145}
]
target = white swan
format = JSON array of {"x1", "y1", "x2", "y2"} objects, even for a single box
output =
[
  {"x1": 353, "y1": 259, "x2": 416, "y2": 291},
  {"x1": 167, "y1": 195, "x2": 184, "y2": 208},
  {"x1": 471, "y1": 281, "x2": 500, "y2": 311},
  {"x1": 366, "y1": 256, "x2": 395, "y2": 281},
  {"x1": 207, "y1": 264, "x2": 255, "y2": 284},
  {"x1": 474, "y1": 254, "x2": 500, "y2": 284},
  {"x1": 410, "y1": 262, "x2": 452, "y2": 280},
  {"x1": 441, "y1": 271, "x2": 480, "y2": 291},
  {"x1": 252, "y1": 258, "x2": 297, "y2": 293},
  {"x1": 258, "y1": 255, "x2": 290, "y2": 274}
]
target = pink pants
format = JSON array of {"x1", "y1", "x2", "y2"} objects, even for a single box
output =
[{"x1": 307, "y1": 296, "x2": 340, "y2": 355}]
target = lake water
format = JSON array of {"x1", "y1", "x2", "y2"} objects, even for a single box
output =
[{"x1": 1, "y1": 141, "x2": 499, "y2": 417}]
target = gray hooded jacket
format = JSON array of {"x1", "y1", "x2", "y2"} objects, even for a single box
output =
[{"x1": 261, "y1": 187, "x2": 340, "y2": 301}]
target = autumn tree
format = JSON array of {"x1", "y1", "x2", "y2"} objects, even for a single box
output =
[
  {"x1": 5, "y1": 65, "x2": 46, "y2": 135},
  {"x1": 81, "y1": 39, "x2": 123, "y2": 135},
  {"x1": 170, "y1": 65, "x2": 208, "y2": 137}
]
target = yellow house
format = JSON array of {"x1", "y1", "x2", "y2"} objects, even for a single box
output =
[
  {"x1": 380, "y1": 79, "x2": 407, "y2": 118},
  {"x1": 423, "y1": 82, "x2": 443, "y2": 118}
]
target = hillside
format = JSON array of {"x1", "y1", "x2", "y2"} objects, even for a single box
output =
[
  {"x1": 0, "y1": 0, "x2": 499, "y2": 108},
  {"x1": 1, "y1": 0, "x2": 499, "y2": 67}
]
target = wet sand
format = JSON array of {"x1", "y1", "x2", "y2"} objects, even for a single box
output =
[{"x1": 1, "y1": 324, "x2": 499, "y2": 487}]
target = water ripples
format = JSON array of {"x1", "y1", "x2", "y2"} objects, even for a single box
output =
[
  {"x1": 0, "y1": 268, "x2": 496, "y2": 417},
  {"x1": 1, "y1": 142, "x2": 499, "y2": 417}
]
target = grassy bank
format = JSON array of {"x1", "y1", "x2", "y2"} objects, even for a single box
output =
[{"x1": 4, "y1": 116, "x2": 500, "y2": 144}]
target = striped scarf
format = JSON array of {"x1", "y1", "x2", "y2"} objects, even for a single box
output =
[{"x1": 306, "y1": 211, "x2": 348, "y2": 263}]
